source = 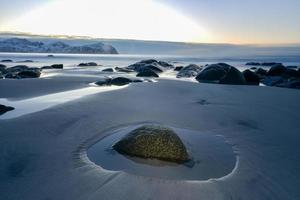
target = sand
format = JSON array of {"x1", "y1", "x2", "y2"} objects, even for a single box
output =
[{"x1": 1, "y1": 75, "x2": 300, "y2": 199}]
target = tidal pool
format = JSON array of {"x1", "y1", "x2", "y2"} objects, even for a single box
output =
[{"x1": 87, "y1": 124, "x2": 237, "y2": 181}]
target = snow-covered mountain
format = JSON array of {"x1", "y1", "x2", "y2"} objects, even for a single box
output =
[{"x1": 0, "y1": 38, "x2": 118, "y2": 54}]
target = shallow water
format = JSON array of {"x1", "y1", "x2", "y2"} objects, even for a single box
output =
[
  {"x1": 0, "y1": 85, "x2": 127, "y2": 119},
  {"x1": 87, "y1": 124, "x2": 237, "y2": 181}
]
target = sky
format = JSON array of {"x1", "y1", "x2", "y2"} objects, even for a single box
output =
[{"x1": 0, "y1": 0, "x2": 299, "y2": 44}]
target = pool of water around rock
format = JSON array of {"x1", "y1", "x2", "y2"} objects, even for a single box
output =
[{"x1": 87, "y1": 124, "x2": 237, "y2": 181}]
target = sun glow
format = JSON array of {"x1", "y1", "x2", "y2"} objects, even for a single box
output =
[{"x1": 1, "y1": 0, "x2": 211, "y2": 43}]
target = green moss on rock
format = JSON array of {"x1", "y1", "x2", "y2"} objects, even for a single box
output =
[{"x1": 113, "y1": 125, "x2": 190, "y2": 163}]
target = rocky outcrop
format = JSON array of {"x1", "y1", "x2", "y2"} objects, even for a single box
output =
[
  {"x1": 113, "y1": 125, "x2": 190, "y2": 163},
  {"x1": 196, "y1": 63, "x2": 246, "y2": 85},
  {"x1": 78, "y1": 62, "x2": 98, "y2": 67},
  {"x1": 0, "y1": 104, "x2": 15, "y2": 115},
  {"x1": 243, "y1": 69, "x2": 260, "y2": 85},
  {"x1": 95, "y1": 77, "x2": 134, "y2": 86},
  {"x1": 177, "y1": 64, "x2": 202, "y2": 78},
  {"x1": 136, "y1": 69, "x2": 159, "y2": 77}
]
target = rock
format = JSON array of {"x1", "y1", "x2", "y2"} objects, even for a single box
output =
[
  {"x1": 110, "y1": 77, "x2": 132, "y2": 86},
  {"x1": 158, "y1": 61, "x2": 173, "y2": 68},
  {"x1": 51, "y1": 64, "x2": 63, "y2": 69},
  {"x1": 115, "y1": 67, "x2": 134, "y2": 73},
  {"x1": 177, "y1": 64, "x2": 202, "y2": 78},
  {"x1": 18, "y1": 60, "x2": 34, "y2": 63},
  {"x1": 243, "y1": 69, "x2": 260, "y2": 85},
  {"x1": 5, "y1": 65, "x2": 29, "y2": 74},
  {"x1": 95, "y1": 78, "x2": 111, "y2": 86},
  {"x1": 174, "y1": 66, "x2": 183, "y2": 71},
  {"x1": 17, "y1": 70, "x2": 41, "y2": 78},
  {"x1": 261, "y1": 62, "x2": 282, "y2": 66},
  {"x1": 47, "y1": 55, "x2": 54, "y2": 57},
  {"x1": 282, "y1": 69, "x2": 299, "y2": 78},
  {"x1": 261, "y1": 76, "x2": 285, "y2": 86},
  {"x1": 246, "y1": 62, "x2": 261, "y2": 66},
  {"x1": 78, "y1": 62, "x2": 98, "y2": 67},
  {"x1": 196, "y1": 63, "x2": 246, "y2": 85},
  {"x1": 102, "y1": 68, "x2": 114, "y2": 72},
  {"x1": 250, "y1": 67, "x2": 257, "y2": 70},
  {"x1": 136, "y1": 69, "x2": 159, "y2": 77},
  {"x1": 41, "y1": 66, "x2": 53, "y2": 70},
  {"x1": 5, "y1": 73, "x2": 20, "y2": 79},
  {"x1": 0, "y1": 104, "x2": 15, "y2": 115},
  {"x1": 0, "y1": 64, "x2": 7, "y2": 74},
  {"x1": 113, "y1": 125, "x2": 190, "y2": 163},
  {"x1": 267, "y1": 64, "x2": 287, "y2": 76},
  {"x1": 127, "y1": 60, "x2": 173, "y2": 73},
  {"x1": 95, "y1": 77, "x2": 133, "y2": 86},
  {"x1": 1, "y1": 59, "x2": 13, "y2": 62},
  {"x1": 255, "y1": 68, "x2": 268, "y2": 76}
]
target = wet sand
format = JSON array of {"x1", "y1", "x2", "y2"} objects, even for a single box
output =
[{"x1": 1, "y1": 75, "x2": 300, "y2": 199}]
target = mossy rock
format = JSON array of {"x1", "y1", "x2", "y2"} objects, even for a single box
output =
[{"x1": 113, "y1": 125, "x2": 190, "y2": 163}]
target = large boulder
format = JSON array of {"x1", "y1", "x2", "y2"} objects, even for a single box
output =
[
  {"x1": 267, "y1": 64, "x2": 287, "y2": 76},
  {"x1": 136, "y1": 69, "x2": 159, "y2": 77},
  {"x1": 17, "y1": 70, "x2": 41, "y2": 78},
  {"x1": 102, "y1": 68, "x2": 114, "y2": 72},
  {"x1": 6, "y1": 65, "x2": 29, "y2": 73},
  {"x1": 115, "y1": 67, "x2": 134, "y2": 73},
  {"x1": 0, "y1": 64, "x2": 7, "y2": 74},
  {"x1": 177, "y1": 64, "x2": 202, "y2": 78},
  {"x1": 51, "y1": 64, "x2": 63, "y2": 69},
  {"x1": 196, "y1": 63, "x2": 246, "y2": 85},
  {"x1": 255, "y1": 68, "x2": 268, "y2": 76},
  {"x1": 113, "y1": 125, "x2": 190, "y2": 163},
  {"x1": 243, "y1": 69, "x2": 260, "y2": 85},
  {"x1": 95, "y1": 77, "x2": 133, "y2": 86},
  {"x1": 0, "y1": 104, "x2": 14, "y2": 115},
  {"x1": 78, "y1": 62, "x2": 98, "y2": 67},
  {"x1": 127, "y1": 59, "x2": 173, "y2": 73}
]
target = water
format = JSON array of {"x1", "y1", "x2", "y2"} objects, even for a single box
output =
[{"x1": 1, "y1": 52, "x2": 300, "y2": 70}]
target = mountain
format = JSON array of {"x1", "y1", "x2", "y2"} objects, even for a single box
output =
[{"x1": 0, "y1": 38, "x2": 118, "y2": 54}]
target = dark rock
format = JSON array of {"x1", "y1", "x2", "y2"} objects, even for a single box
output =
[
  {"x1": 250, "y1": 67, "x2": 257, "y2": 70},
  {"x1": 95, "y1": 77, "x2": 133, "y2": 86},
  {"x1": 78, "y1": 62, "x2": 98, "y2": 67},
  {"x1": 6, "y1": 65, "x2": 29, "y2": 73},
  {"x1": 41, "y1": 66, "x2": 53, "y2": 70},
  {"x1": 174, "y1": 66, "x2": 183, "y2": 71},
  {"x1": 267, "y1": 64, "x2": 286, "y2": 76},
  {"x1": 113, "y1": 125, "x2": 190, "y2": 163},
  {"x1": 1, "y1": 59, "x2": 13, "y2": 62},
  {"x1": 246, "y1": 62, "x2": 261, "y2": 66},
  {"x1": 0, "y1": 64, "x2": 7, "y2": 74},
  {"x1": 47, "y1": 55, "x2": 54, "y2": 57},
  {"x1": 5, "y1": 73, "x2": 20, "y2": 79},
  {"x1": 282, "y1": 69, "x2": 299, "y2": 78},
  {"x1": 127, "y1": 60, "x2": 172, "y2": 73},
  {"x1": 177, "y1": 64, "x2": 202, "y2": 78},
  {"x1": 158, "y1": 61, "x2": 173, "y2": 68},
  {"x1": 243, "y1": 69, "x2": 260, "y2": 85},
  {"x1": 261, "y1": 76, "x2": 285, "y2": 86},
  {"x1": 51, "y1": 64, "x2": 63, "y2": 69},
  {"x1": 261, "y1": 62, "x2": 282, "y2": 66},
  {"x1": 0, "y1": 104, "x2": 15, "y2": 115},
  {"x1": 115, "y1": 67, "x2": 134, "y2": 73},
  {"x1": 136, "y1": 69, "x2": 159, "y2": 77},
  {"x1": 95, "y1": 78, "x2": 111, "y2": 86},
  {"x1": 102, "y1": 68, "x2": 114, "y2": 72},
  {"x1": 196, "y1": 63, "x2": 246, "y2": 85},
  {"x1": 255, "y1": 68, "x2": 268, "y2": 76},
  {"x1": 17, "y1": 70, "x2": 41, "y2": 78},
  {"x1": 111, "y1": 77, "x2": 132, "y2": 86},
  {"x1": 18, "y1": 60, "x2": 34, "y2": 63}
]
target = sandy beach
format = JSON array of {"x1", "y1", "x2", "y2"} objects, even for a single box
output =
[{"x1": 1, "y1": 65, "x2": 300, "y2": 199}]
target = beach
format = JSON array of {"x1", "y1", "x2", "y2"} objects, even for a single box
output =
[{"x1": 1, "y1": 54, "x2": 300, "y2": 199}]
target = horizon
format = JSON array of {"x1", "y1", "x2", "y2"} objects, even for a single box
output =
[
  {"x1": 1, "y1": 31, "x2": 300, "y2": 47},
  {"x1": 0, "y1": 0, "x2": 299, "y2": 44}
]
